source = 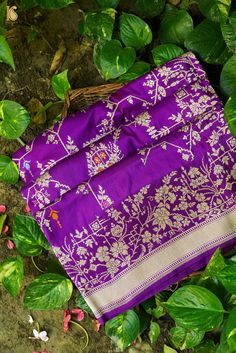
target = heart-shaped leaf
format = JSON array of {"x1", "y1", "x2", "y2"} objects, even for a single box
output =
[
  {"x1": 201, "y1": 248, "x2": 226, "y2": 280},
  {"x1": 165, "y1": 285, "x2": 224, "y2": 331},
  {"x1": 0, "y1": 100, "x2": 30, "y2": 139},
  {"x1": 170, "y1": 326, "x2": 205, "y2": 350},
  {"x1": 79, "y1": 8, "x2": 116, "y2": 41},
  {"x1": 120, "y1": 13, "x2": 152, "y2": 50},
  {"x1": 35, "y1": 0, "x2": 74, "y2": 9},
  {"x1": 159, "y1": 6, "x2": 193, "y2": 45},
  {"x1": 185, "y1": 19, "x2": 231, "y2": 64},
  {"x1": 105, "y1": 309, "x2": 140, "y2": 350},
  {"x1": 220, "y1": 55, "x2": 236, "y2": 96},
  {"x1": 152, "y1": 44, "x2": 184, "y2": 66},
  {"x1": 96, "y1": 0, "x2": 119, "y2": 8},
  {"x1": 134, "y1": 0, "x2": 165, "y2": 18},
  {"x1": 0, "y1": 155, "x2": 19, "y2": 184},
  {"x1": 0, "y1": 256, "x2": 23, "y2": 297},
  {"x1": 148, "y1": 321, "x2": 160, "y2": 344},
  {"x1": 0, "y1": 35, "x2": 15, "y2": 70},
  {"x1": 216, "y1": 264, "x2": 236, "y2": 293},
  {"x1": 93, "y1": 39, "x2": 136, "y2": 80},
  {"x1": 51, "y1": 69, "x2": 71, "y2": 100},
  {"x1": 13, "y1": 214, "x2": 50, "y2": 256},
  {"x1": 198, "y1": 0, "x2": 231, "y2": 23},
  {"x1": 24, "y1": 273, "x2": 73, "y2": 309},
  {"x1": 118, "y1": 61, "x2": 150, "y2": 82},
  {"x1": 221, "y1": 12, "x2": 236, "y2": 52},
  {"x1": 224, "y1": 95, "x2": 236, "y2": 135}
]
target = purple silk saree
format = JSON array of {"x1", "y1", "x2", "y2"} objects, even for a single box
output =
[{"x1": 12, "y1": 52, "x2": 236, "y2": 324}]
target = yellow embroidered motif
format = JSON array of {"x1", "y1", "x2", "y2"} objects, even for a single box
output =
[{"x1": 49, "y1": 209, "x2": 62, "y2": 228}]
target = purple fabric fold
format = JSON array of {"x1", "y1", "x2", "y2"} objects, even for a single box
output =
[{"x1": 12, "y1": 52, "x2": 236, "y2": 324}]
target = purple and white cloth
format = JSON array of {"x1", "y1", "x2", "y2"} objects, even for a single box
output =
[{"x1": 12, "y1": 52, "x2": 236, "y2": 324}]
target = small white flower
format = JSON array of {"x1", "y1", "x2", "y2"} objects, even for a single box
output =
[
  {"x1": 28, "y1": 315, "x2": 34, "y2": 324},
  {"x1": 29, "y1": 329, "x2": 49, "y2": 342}
]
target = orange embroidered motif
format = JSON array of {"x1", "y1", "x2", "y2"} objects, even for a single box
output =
[{"x1": 49, "y1": 209, "x2": 62, "y2": 228}]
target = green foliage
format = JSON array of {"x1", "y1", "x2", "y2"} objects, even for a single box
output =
[
  {"x1": 0, "y1": 213, "x2": 7, "y2": 234},
  {"x1": 51, "y1": 69, "x2": 71, "y2": 100},
  {"x1": 201, "y1": 248, "x2": 226, "y2": 279},
  {"x1": 134, "y1": 0, "x2": 165, "y2": 18},
  {"x1": 160, "y1": 6, "x2": 193, "y2": 45},
  {"x1": 220, "y1": 55, "x2": 236, "y2": 96},
  {"x1": 35, "y1": 0, "x2": 74, "y2": 9},
  {"x1": 0, "y1": 0, "x2": 7, "y2": 27},
  {"x1": 96, "y1": 0, "x2": 119, "y2": 8},
  {"x1": 221, "y1": 12, "x2": 236, "y2": 52},
  {"x1": 0, "y1": 100, "x2": 30, "y2": 139},
  {"x1": 0, "y1": 256, "x2": 23, "y2": 297},
  {"x1": 79, "y1": 8, "x2": 116, "y2": 41},
  {"x1": 93, "y1": 39, "x2": 136, "y2": 80},
  {"x1": 75, "y1": 292, "x2": 94, "y2": 315},
  {"x1": 0, "y1": 155, "x2": 19, "y2": 184},
  {"x1": 198, "y1": 0, "x2": 231, "y2": 23},
  {"x1": 152, "y1": 44, "x2": 184, "y2": 66},
  {"x1": 24, "y1": 273, "x2": 73, "y2": 309},
  {"x1": 216, "y1": 264, "x2": 236, "y2": 294},
  {"x1": 13, "y1": 214, "x2": 50, "y2": 256},
  {"x1": 105, "y1": 310, "x2": 140, "y2": 350},
  {"x1": 165, "y1": 285, "x2": 224, "y2": 331},
  {"x1": 194, "y1": 340, "x2": 217, "y2": 353},
  {"x1": 224, "y1": 95, "x2": 236, "y2": 135},
  {"x1": 185, "y1": 19, "x2": 230, "y2": 64},
  {"x1": 170, "y1": 326, "x2": 205, "y2": 350},
  {"x1": 148, "y1": 321, "x2": 160, "y2": 344},
  {"x1": 164, "y1": 345, "x2": 178, "y2": 353},
  {"x1": 118, "y1": 61, "x2": 150, "y2": 82},
  {"x1": 0, "y1": 35, "x2": 15, "y2": 70},
  {"x1": 120, "y1": 13, "x2": 152, "y2": 50}
]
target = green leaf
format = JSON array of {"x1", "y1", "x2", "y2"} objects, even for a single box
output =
[
  {"x1": 221, "y1": 13, "x2": 236, "y2": 52},
  {"x1": 0, "y1": 155, "x2": 19, "y2": 184},
  {"x1": 0, "y1": 213, "x2": 7, "y2": 234},
  {"x1": 201, "y1": 248, "x2": 225, "y2": 279},
  {"x1": 0, "y1": 100, "x2": 30, "y2": 139},
  {"x1": 51, "y1": 69, "x2": 71, "y2": 101},
  {"x1": 75, "y1": 292, "x2": 93, "y2": 315},
  {"x1": 165, "y1": 285, "x2": 224, "y2": 331},
  {"x1": 0, "y1": 256, "x2": 23, "y2": 297},
  {"x1": 35, "y1": 0, "x2": 74, "y2": 9},
  {"x1": 0, "y1": 35, "x2": 15, "y2": 70},
  {"x1": 0, "y1": 0, "x2": 7, "y2": 27},
  {"x1": 134, "y1": 0, "x2": 165, "y2": 18},
  {"x1": 159, "y1": 6, "x2": 193, "y2": 45},
  {"x1": 120, "y1": 13, "x2": 152, "y2": 50},
  {"x1": 185, "y1": 19, "x2": 231, "y2": 64},
  {"x1": 225, "y1": 306, "x2": 236, "y2": 352},
  {"x1": 194, "y1": 340, "x2": 217, "y2": 353},
  {"x1": 93, "y1": 39, "x2": 136, "y2": 80},
  {"x1": 129, "y1": 342, "x2": 153, "y2": 353},
  {"x1": 79, "y1": 8, "x2": 116, "y2": 41},
  {"x1": 216, "y1": 264, "x2": 236, "y2": 293},
  {"x1": 13, "y1": 214, "x2": 50, "y2": 256},
  {"x1": 152, "y1": 44, "x2": 184, "y2": 67},
  {"x1": 220, "y1": 55, "x2": 236, "y2": 96},
  {"x1": 105, "y1": 310, "x2": 140, "y2": 350},
  {"x1": 20, "y1": 0, "x2": 37, "y2": 10},
  {"x1": 118, "y1": 61, "x2": 150, "y2": 82},
  {"x1": 170, "y1": 326, "x2": 205, "y2": 350},
  {"x1": 148, "y1": 321, "x2": 160, "y2": 344},
  {"x1": 198, "y1": 0, "x2": 231, "y2": 23},
  {"x1": 24, "y1": 273, "x2": 73, "y2": 309},
  {"x1": 96, "y1": 0, "x2": 119, "y2": 8},
  {"x1": 164, "y1": 345, "x2": 178, "y2": 353},
  {"x1": 224, "y1": 95, "x2": 236, "y2": 135}
]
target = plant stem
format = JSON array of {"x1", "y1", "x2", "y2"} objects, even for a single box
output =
[
  {"x1": 69, "y1": 320, "x2": 89, "y2": 350},
  {"x1": 17, "y1": 137, "x2": 26, "y2": 146},
  {"x1": 31, "y1": 256, "x2": 45, "y2": 273},
  {"x1": 0, "y1": 236, "x2": 14, "y2": 241}
]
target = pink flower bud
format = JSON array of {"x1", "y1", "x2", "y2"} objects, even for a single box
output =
[
  {"x1": 0, "y1": 205, "x2": 6, "y2": 213},
  {"x1": 71, "y1": 308, "x2": 85, "y2": 321},
  {"x1": 2, "y1": 225, "x2": 9, "y2": 234},
  {"x1": 7, "y1": 240, "x2": 15, "y2": 250}
]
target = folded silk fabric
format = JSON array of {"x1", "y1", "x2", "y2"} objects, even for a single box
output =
[{"x1": 12, "y1": 52, "x2": 236, "y2": 324}]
